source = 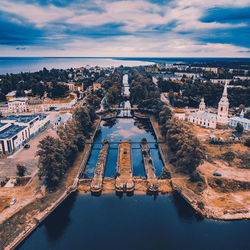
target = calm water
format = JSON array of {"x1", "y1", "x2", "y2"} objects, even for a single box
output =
[
  {"x1": 18, "y1": 193, "x2": 250, "y2": 250},
  {"x1": 0, "y1": 57, "x2": 152, "y2": 74}
]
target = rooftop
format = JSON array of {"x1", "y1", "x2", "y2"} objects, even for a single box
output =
[
  {"x1": 190, "y1": 111, "x2": 217, "y2": 121},
  {"x1": 1, "y1": 114, "x2": 39, "y2": 123},
  {"x1": 0, "y1": 124, "x2": 26, "y2": 139}
]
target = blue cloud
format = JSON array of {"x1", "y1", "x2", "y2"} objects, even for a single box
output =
[
  {"x1": 0, "y1": 11, "x2": 44, "y2": 45},
  {"x1": 201, "y1": 7, "x2": 250, "y2": 24}
]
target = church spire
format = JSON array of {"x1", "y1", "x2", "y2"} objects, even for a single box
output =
[
  {"x1": 222, "y1": 82, "x2": 228, "y2": 97},
  {"x1": 217, "y1": 83, "x2": 229, "y2": 125},
  {"x1": 199, "y1": 97, "x2": 205, "y2": 113}
]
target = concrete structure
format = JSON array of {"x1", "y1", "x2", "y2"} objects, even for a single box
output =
[
  {"x1": 115, "y1": 140, "x2": 134, "y2": 192},
  {"x1": 8, "y1": 97, "x2": 28, "y2": 113},
  {"x1": 229, "y1": 110, "x2": 250, "y2": 131},
  {"x1": 90, "y1": 140, "x2": 109, "y2": 193}
]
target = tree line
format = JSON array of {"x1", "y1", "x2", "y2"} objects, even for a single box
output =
[
  {"x1": 37, "y1": 104, "x2": 97, "y2": 190},
  {"x1": 157, "y1": 77, "x2": 250, "y2": 108},
  {"x1": 104, "y1": 68, "x2": 123, "y2": 106},
  {"x1": 129, "y1": 68, "x2": 163, "y2": 117},
  {"x1": 128, "y1": 67, "x2": 205, "y2": 175},
  {"x1": 159, "y1": 115, "x2": 205, "y2": 174}
]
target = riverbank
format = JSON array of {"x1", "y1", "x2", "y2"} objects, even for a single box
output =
[{"x1": 149, "y1": 116, "x2": 250, "y2": 221}]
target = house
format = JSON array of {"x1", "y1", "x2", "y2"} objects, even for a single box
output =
[
  {"x1": 229, "y1": 110, "x2": 250, "y2": 131},
  {"x1": 210, "y1": 79, "x2": 232, "y2": 84},
  {"x1": 8, "y1": 97, "x2": 28, "y2": 113},
  {"x1": 93, "y1": 82, "x2": 101, "y2": 92},
  {"x1": 173, "y1": 109, "x2": 186, "y2": 120},
  {"x1": 0, "y1": 123, "x2": 29, "y2": 154},
  {"x1": 27, "y1": 98, "x2": 43, "y2": 112}
]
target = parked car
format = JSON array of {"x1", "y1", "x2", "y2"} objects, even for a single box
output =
[
  {"x1": 10, "y1": 198, "x2": 16, "y2": 205},
  {"x1": 24, "y1": 144, "x2": 30, "y2": 149},
  {"x1": 213, "y1": 172, "x2": 222, "y2": 177}
]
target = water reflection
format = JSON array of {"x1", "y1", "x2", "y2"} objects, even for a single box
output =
[
  {"x1": 171, "y1": 191, "x2": 204, "y2": 222},
  {"x1": 43, "y1": 192, "x2": 77, "y2": 244}
]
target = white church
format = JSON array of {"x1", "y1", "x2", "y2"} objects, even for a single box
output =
[{"x1": 188, "y1": 83, "x2": 229, "y2": 129}]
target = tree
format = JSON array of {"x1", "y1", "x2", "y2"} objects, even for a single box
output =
[
  {"x1": 235, "y1": 123, "x2": 244, "y2": 134},
  {"x1": 37, "y1": 136, "x2": 67, "y2": 189},
  {"x1": 16, "y1": 164, "x2": 27, "y2": 177}
]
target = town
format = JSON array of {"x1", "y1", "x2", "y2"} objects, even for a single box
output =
[{"x1": 0, "y1": 61, "x2": 249, "y2": 249}]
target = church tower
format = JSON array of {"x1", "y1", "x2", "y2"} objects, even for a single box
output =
[
  {"x1": 217, "y1": 83, "x2": 229, "y2": 125},
  {"x1": 198, "y1": 97, "x2": 206, "y2": 113}
]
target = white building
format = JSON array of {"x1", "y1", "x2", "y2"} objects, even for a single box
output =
[
  {"x1": 0, "y1": 103, "x2": 8, "y2": 114},
  {"x1": 188, "y1": 98, "x2": 217, "y2": 128},
  {"x1": 0, "y1": 114, "x2": 50, "y2": 154},
  {"x1": 8, "y1": 97, "x2": 28, "y2": 113},
  {"x1": 233, "y1": 76, "x2": 250, "y2": 81},
  {"x1": 229, "y1": 110, "x2": 250, "y2": 131},
  {"x1": 42, "y1": 98, "x2": 76, "y2": 111},
  {"x1": 175, "y1": 72, "x2": 201, "y2": 79},
  {"x1": 0, "y1": 123, "x2": 29, "y2": 154},
  {"x1": 187, "y1": 83, "x2": 229, "y2": 129},
  {"x1": 210, "y1": 79, "x2": 232, "y2": 84}
]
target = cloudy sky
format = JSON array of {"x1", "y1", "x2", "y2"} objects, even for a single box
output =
[{"x1": 0, "y1": 0, "x2": 250, "y2": 57}]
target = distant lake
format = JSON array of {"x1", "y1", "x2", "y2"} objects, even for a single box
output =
[
  {"x1": 0, "y1": 57, "x2": 153, "y2": 75},
  {"x1": 1, "y1": 57, "x2": 249, "y2": 75}
]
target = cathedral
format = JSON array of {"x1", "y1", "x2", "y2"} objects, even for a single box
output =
[{"x1": 188, "y1": 83, "x2": 229, "y2": 129}]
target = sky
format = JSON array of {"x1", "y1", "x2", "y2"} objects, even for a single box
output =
[{"x1": 0, "y1": 0, "x2": 250, "y2": 57}]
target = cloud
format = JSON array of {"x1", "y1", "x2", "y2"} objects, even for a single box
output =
[{"x1": 0, "y1": 0, "x2": 250, "y2": 57}]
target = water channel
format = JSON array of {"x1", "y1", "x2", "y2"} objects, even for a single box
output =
[{"x1": 18, "y1": 75, "x2": 249, "y2": 250}]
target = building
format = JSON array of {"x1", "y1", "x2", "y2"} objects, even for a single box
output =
[
  {"x1": 233, "y1": 76, "x2": 250, "y2": 81},
  {"x1": 210, "y1": 79, "x2": 232, "y2": 84},
  {"x1": 173, "y1": 109, "x2": 186, "y2": 120},
  {"x1": 0, "y1": 103, "x2": 8, "y2": 114},
  {"x1": 27, "y1": 98, "x2": 43, "y2": 113},
  {"x1": 0, "y1": 114, "x2": 50, "y2": 154},
  {"x1": 187, "y1": 83, "x2": 229, "y2": 129},
  {"x1": 8, "y1": 97, "x2": 28, "y2": 113},
  {"x1": 42, "y1": 97, "x2": 76, "y2": 111},
  {"x1": 93, "y1": 82, "x2": 101, "y2": 92},
  {"x1": 217, "y1": 84, "x2": 229, "y2": 125},
  {"x1": 188, "y1": 98, "x2": 217, "y2": 128},
  {"x1": 0, "y1": 123, "x2": 29, "y2": 154},
  {"x1": 229, "y1": 110, "x2": 250, "y2": 131},
  {"x1": 1, "y1": 114, "x2": 50, "y2": 137},
  {"x1": 6, "y1": 90, "x2": 31, "y2": 100}
]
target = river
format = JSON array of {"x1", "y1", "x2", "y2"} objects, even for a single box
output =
[{"x1": 18, "y1": 75, "x2": 249, "y2": 250}]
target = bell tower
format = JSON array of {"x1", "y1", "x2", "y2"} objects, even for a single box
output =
[
  {"x1": 198, "y1": 97, "x2": 206, "y2": 113},
  {"x1": 217, "y1": 83, "x2": 229, "y2": 125}
]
